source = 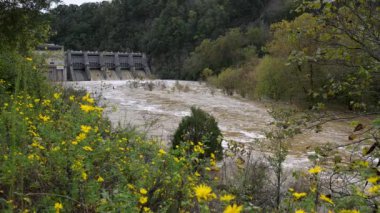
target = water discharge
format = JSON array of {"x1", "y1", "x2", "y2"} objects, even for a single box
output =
[
  {"x1": 90, "y1": 70, "x2": 105, "y2": 81},
  {"x1": 64, "y1": 80, "x2": 352, "y2": 169}
]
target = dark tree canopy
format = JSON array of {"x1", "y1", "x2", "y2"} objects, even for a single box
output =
[{"x1": 48, "y1": 0, "x2": 295, "y2": 79}]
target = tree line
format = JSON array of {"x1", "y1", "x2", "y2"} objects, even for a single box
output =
[{"x1": 48, "y1": 0, "x2": 296, "y2": 79}]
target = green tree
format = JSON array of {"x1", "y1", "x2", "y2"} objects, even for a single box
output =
[
  {"x1": 0, "y1": 0, "x2": 54, "y2": 52},
  {"x1": 172, "y1": 107, "x2": 223, "y2": 159}
]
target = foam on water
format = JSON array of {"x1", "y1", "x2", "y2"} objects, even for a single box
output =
[{"x1": 64, "y1": 80, "x2": 352, "y2": 169}]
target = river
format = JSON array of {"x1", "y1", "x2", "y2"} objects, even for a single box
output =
[{"x1": 64, "y1": 80, "x2": 352, "y2": 169}]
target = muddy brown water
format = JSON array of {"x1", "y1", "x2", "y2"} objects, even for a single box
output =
[{"x1": 64, "y1": 80, "x2": 354, "y2": 169}]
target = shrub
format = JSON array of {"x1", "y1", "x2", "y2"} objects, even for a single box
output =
[
  {"x1": 182, "y1": 28, "x2": 257, "y2": 80},
  {"x1": 255, "y1": 56, "x2": 299, "y2": 100},
  {"x1": 172, "y1": 107, "x2": 223, "y2": 159},
  {"x1": 215, "y1": 68, "x2": 242, "y2": 96}
]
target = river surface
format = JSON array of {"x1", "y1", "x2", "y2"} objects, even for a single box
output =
[{"x1": 64, "y1": 80, "x2": 353, "y2": 169}]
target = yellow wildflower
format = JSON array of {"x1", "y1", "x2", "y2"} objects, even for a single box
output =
[
  {"x1": 308, "y1": 166, "x2": 322, "y2": 174},
  {"x1": 80, "y1": 125, "x2": 92, "y2": 133},
  {"x1": 42, "y1": 99, "x2": 51, "y2": 106},
  {"x1": 82, "y1": 93, "x2": 95, "y2": 104},
  {"x1": 97, "y1": 176, "x2": 104, "y2": 183},
  {"x1": 54, "y1": 202, "x2": 63, "y2": 213},
  {"x1": 211, "y1": 153, "x2": 215, "y2": 159},
  {"x1": 81, "y1": 172, "x2": 88, "y2": 181},
  {"x1": 127, "y1": 184, "x2": 135, "y2": 190},
  {"x1": 223, "y1": 204, "x2": 243, "y2": 213},
  {"x1": 139, "y1": 196, "x2": 148, "y2": 204},
  {"x1": 195, "y1": 171, "x2": 201, "y2": 177},
  {"x1": 53, "y1": 93, "x2": 61, "y2": 99},
  {"x1": 194, "y1": 145, "x2": 205, "y2": 154},
  {"x1": 76, "y1": 133, "x2": 87, "y2": 142},
  {"x1": 320, "y1": 194, "x2": 334, "y2": 205},
  {"x1": 368, "y1": 185, "x2": 380, "y2": 194},
  {"x1": 174, "y1": 157, "x2": 180, "y2": 163},
  {"x1": 210, "y1": 159, "x2": 216, "y2": 166},
  {"x1": 39, "y1": 114, "x2": 50, "y2": 122},
  {"x1": 82, "y1": 146, "x2": 93, "y2": 151},
  {"x1": 27, "y1": 154, "x2": 40, "y2": 161},
  {"x1": 339, "y1": 210, "x2": 360, "y2": 213},
  {"x1": 292, "y1": 192, "x2": 307, "y2": 200},
  {"x1": 69, "y1": 95, "x2": 75, "y2": 101},
  {"x1": 140, "y1": 188, "x2": 148, "y2": 195},
  {"x1": 367, "y1": 176, "x2": 380, "y2": 184},
  {"x1": 143, "y1": 207, "x2": 151, "y2": 212},
  {"x1": 71, "y1": 160, "x2": 82, "y2": 171},
  {"x1": 194, "y1": 184, "x2": 215, "y2": 201},
  {"x1": 220, "y1": 194, "x2": 236, "y2": 202},
  {"x1": 80, "y1": 104, "x2": 95, "y2": 113},
  {"x1": 25, "y1": 57, "x2": 33, "y2": 62},
  {"x1": 295, "y1": 210, "x2": 306, "y2": 213},
  {"x1": 158, "y1": 149, "x2": 166, "y2": 155}
]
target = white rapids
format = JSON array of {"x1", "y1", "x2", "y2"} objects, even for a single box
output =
[{"x1": 63, "y1": 80, "x2": 352, "y2": 169}]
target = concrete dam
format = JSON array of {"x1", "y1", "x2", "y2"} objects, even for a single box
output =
[{"x1": 36, "y1": 44, "x2": 150, "y2": 81}]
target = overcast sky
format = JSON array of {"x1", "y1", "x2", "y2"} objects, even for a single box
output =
[{"x1": 60, "y1": 0, "x2": 107, "y2": 5}]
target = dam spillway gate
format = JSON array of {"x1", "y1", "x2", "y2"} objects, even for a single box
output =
[
  {"x1": 36, "y1": 45, "x2": 151, "y2": 81},
  {"x1": 67, "y1": 51, "x2": 150, "y2": 81}
]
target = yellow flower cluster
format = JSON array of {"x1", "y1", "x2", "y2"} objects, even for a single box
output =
[
  {"x1": 194, "y1": 145, "x2": 205, "y2": 154},
  {"x1": 82, "y1": 93, "x2": 95, "y2": 104},
  {"x1": 220, "y1": 194, "x2": 235, "y2": 202},
  {"x1": 54, "y1": 202, "x2": 63, "y2": 213},
  {"x1": 158, "y1": 149, "x2": 166, "y2": 155},
  {"x1": 80, "y1": 125, "x2": 92, "y2": 133},
  {"x1": 339, "y1": 210, "x2": 360, "y2": 213},
  {"x1": 292, "y1": 192, "x2": 307, "y2": 200},
  {"x1": 320, "y1": 194, "x2": 334, "y2": 205},
  {"x1": 39, "y1": 114, "x2": 50, "y2": 122},
  {"x1": 80, "y1": 104, "x2": 103, "y2": 113},
  {"x1": 139, "y1": 187, "x2": 149, "y2": 205},
  {"x1": 368, "y1": 185, "x2": 380, "y2": 194},
  {"x1": 308, "y1": 165, "x2": 322, "y2": 174},
  {"x1": 223, "y1": 204, "x2": 243, "y2": 213},
  {"x1": 367, "y1": 176, "x2": 380, "y2": 184},
  {"x1": 53, "y1": 93, "x2": 61, "y2": 100},
  {"x1": 194, "y1": 184, "x2": 216, "y2": 202},
  {"x1": 82, "y1": 146, "x2": 93, "y2": 151}
]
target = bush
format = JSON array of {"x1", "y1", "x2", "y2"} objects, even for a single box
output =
[
  {"x1": 255, "y1": 56, "x2": 299, "y2": 100},
  {"x1": 206, "y1": 56, "x2": 258, "y2": 99},
  {"x1": 172, "y1": 107, "x2": 223, "y2": 159},
  {"x1": 216, "y1": 68, "x2": 242, "y2": 96},
  {"x1": 182, "y1": 28, "x2": 258, "y2": 80}
]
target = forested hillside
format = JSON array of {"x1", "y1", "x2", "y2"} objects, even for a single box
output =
[{"x1": 49, "y1": 0, "x2": 297, "y2": 78}]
